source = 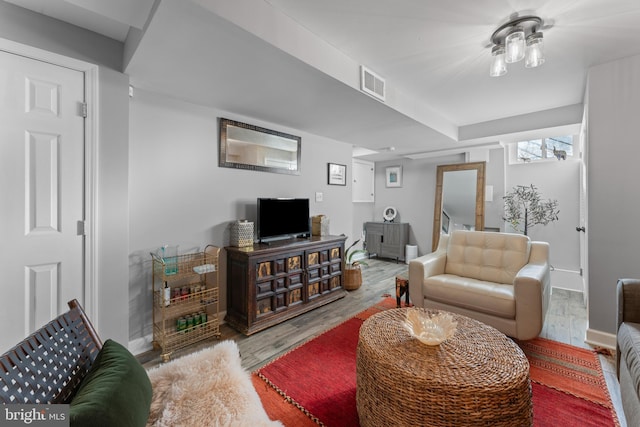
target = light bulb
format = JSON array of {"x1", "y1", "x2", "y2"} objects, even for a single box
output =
[
  {"x1": 525, "y1": 32, "x2": 545, "y2": 68},
  {"x1": 490, "y1": 45, "x2": 507, "y2": 77},
  {"x1": 505, "y1": 26, "x2": 525, "y2": 63}
]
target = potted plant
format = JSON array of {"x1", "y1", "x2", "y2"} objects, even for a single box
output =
[
  {"x1": 344, "y1": 239, "x2": 368, "y2": 290},
  {"x1": 503, "y1": 184, "x2": 560, "y2": 236}
]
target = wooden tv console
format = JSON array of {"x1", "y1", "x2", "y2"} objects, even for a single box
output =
[{"x1": 225, "y1": 235, "x2": 347, "y2": 335}]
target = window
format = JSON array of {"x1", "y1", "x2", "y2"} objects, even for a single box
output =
[{"x1": 515, "y1": 136, "x2": 574, "y2": 162}]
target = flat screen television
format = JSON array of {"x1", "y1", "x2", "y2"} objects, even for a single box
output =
[{"x1": 257, "y1": 198, "x2": 310, "y2": 243}]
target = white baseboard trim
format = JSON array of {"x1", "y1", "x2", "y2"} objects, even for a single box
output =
[
  {"x1": 128, "y1": 335, "x2": 153, "y2": 356},
  {"x1": 128, "y1": 310, "x2": 228, "y2": 356},
  {"x1": 550, "y1": 268, "x2": 583, "y2": 292},
  {"x1": 585, "y1": 327, "x2": 616, "y2": 350}
]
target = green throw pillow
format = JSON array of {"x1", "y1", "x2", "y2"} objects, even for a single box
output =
[{"x1": 70, "y1": 339, "x2": 152, "y2": 427}]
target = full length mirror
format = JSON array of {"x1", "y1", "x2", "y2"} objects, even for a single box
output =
[
  {"x1": 219, "y1": 118, "x2": 301, "y2": 175},
  {"x1": 432, "y1": 162, "x2": 486, "y2": 251}
]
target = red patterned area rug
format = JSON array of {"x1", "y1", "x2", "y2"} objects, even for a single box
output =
[
  {"x1": 518, "y1": 337, "x2": 620, "y2": 427},
  {"x1": 253, "y1": 297, "x2": 620, "y2": 426}
]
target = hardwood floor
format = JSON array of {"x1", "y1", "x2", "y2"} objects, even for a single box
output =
[{"x1": 140, "y1": 258, "x2": 626, "y2": 425}]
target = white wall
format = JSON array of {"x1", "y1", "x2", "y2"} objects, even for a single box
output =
[
  {"x1": 96, "y1": 68, "x2": 130, "y2": 343},
  {"x1": 505, "y1": 155, "x2": 581, "y2": 272},
  {"x1": 586, "y1": 53, "x2": 640, "y2": 338},
  {"x1": 128, "y1": 89, "x2": 354, "y2": 347}
]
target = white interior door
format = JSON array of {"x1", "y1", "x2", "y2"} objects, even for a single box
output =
[
  {"x1": 352, "y1": 159, "x2": 375, "y2": 203},
  {"x1": 0, "y1": 50, "x2": 85, "y2": 352},
  {"x1": 579, "y1": 124, "x2": 589, "y2": 306}
]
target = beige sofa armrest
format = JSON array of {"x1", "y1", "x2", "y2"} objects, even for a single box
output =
[
  {"x1": 409, "y1": 249, "x2": 447, "y2": 308},
  {"x1": 528, "y1": 240, "x2": 550, "y2": 265},
  {"x1": 513, "y1": 241, "x2": 550, "y2": 340},
  {"x1": 514, "y1": 263, "x2": 548, "y2": 291}
]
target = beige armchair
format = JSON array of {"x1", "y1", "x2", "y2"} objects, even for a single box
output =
[{"x1": 409, "y1": 230, "x2": 550, "y2": 341}]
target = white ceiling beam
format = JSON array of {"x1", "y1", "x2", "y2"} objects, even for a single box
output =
[
  {"x1": 458, "y1": 104, "x2": 583, "y2": 142},
  {"x1": 64, "y1": 0, "x2": 155, "y2": 29}
]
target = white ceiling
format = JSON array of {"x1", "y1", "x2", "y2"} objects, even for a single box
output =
[
  {"x1": 8, "y1": 0, "x2": 640, "y2": 161},
  {"x1": 265, "y1": 0, "x2": 640, "y2": 126}
]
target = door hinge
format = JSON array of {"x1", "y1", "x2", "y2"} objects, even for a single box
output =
[
  {"x1": 77, "y1": 220, "x2": 86, "y2": 236},
  {"x1": 81, "y1": 102, "x2": 87, "y2": 118}
]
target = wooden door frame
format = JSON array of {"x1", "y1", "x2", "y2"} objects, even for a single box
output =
[{"x1": 0, "y1": 38, "x2": 99, "y2": 328}]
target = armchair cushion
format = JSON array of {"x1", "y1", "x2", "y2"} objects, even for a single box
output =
[
  {"x1": 445, "y1": 231, "x2": 531, "y2": 284},
  {"x1": 424, "y1": 275, "x2": 515, "y2": 319}
]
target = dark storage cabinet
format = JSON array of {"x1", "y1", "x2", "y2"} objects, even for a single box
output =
[
  {"x1": 226, "y1": 235, "x2": 346, "y2": 335},
  {"x1": 364, "y1": 222, "x2": 410, "y2": 262}
]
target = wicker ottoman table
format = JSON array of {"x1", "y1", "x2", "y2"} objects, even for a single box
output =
[{"x1": 356, "y1": 308, "x2": 532, "y2": 427}]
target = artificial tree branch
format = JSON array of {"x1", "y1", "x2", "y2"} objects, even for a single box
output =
[{"x1": 503, "y1": 184, "x2": 559, "y2": 235}]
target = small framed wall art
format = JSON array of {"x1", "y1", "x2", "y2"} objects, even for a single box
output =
[
  {"x1": 385, "y1": 166, "x2": 402, "y2": 188},
  {"x1": 328, "y1": 163, "x2": 346, "y2": 186}
]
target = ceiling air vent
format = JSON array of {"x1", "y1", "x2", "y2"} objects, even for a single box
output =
[{"x1": 360, "y1": 66, "x2": 385, "y2": 102}]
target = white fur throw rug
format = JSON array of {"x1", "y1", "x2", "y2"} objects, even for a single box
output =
[{"x1": 146, "y1": 340, "x2": 282, "y2": 427}]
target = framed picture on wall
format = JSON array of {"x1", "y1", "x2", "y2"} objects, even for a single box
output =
[
  {"x1": 328, "y1": 163, "x2": 346, "y2": 185},
  {"x1": 385, "y1": 166, "x2": 402, "y2": 187}
]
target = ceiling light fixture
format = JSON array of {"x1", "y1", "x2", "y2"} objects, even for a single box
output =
[{"x1": 490, "y1": 15, "x2": 544, "y2": 77}]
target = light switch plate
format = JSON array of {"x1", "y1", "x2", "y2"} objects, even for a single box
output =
[{"x1": 315, "y1": 192, "x2": 323, "y2": 202}]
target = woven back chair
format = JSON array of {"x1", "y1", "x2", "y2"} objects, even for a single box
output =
[{"x1": 0, "y1": 299, "x2": 103, "y2": 404}]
